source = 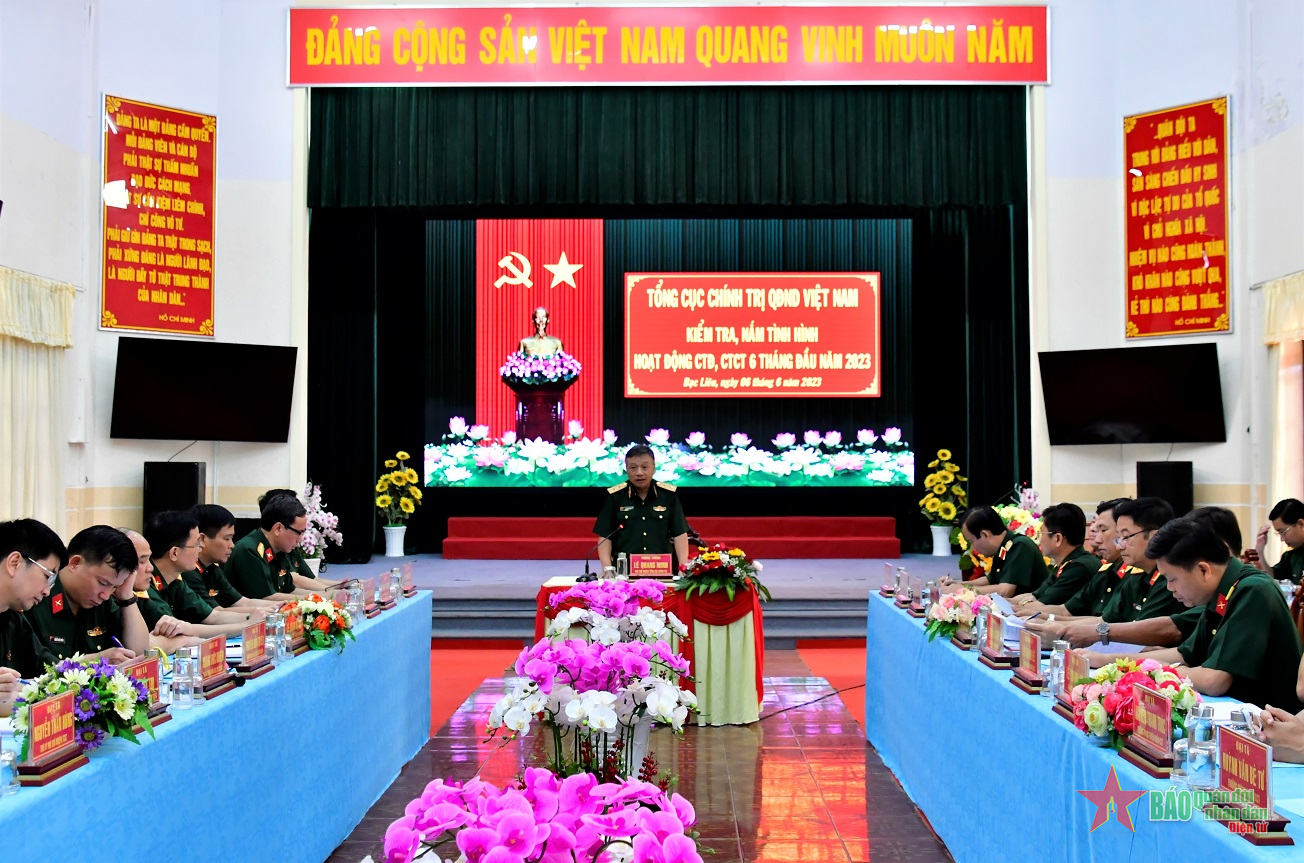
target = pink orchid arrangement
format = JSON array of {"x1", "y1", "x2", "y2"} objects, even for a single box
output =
[
  {"x1": 923, "y1": 589, "x2": 992, "y2": 642},
  {"x1": 549, "y1": 581, "x2": 667, "y2": 620},
  {"x1": 299, "y1": 482, "x2": 343, "y2": 559},
  {"x1": 1070, "y1": 657, "x2": 1200, "y2": 748},
  {"x1": 489, "y1": 638, "x2": 695, "y2": 777},
  {"x1": 383, "y1": 769, "x2": 703, "y2": 863}
]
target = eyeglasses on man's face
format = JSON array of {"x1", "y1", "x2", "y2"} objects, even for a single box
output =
[{"x1": 27, "y1": 557, "x2": 59, "y2": 588}]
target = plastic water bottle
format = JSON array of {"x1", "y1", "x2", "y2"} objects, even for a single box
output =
[
  {"x1": 0, "y1": 749, "x2": 17, "y2": 796},
  {"x1": 390, "y1": 568, "x2": 403, "y2": 603},
  {"x1": 1044, "y1": 640, "x2": 1067, "y2": 698},
  {"x1": 922, "y1": 581, "x2": 935, "y2": 615},
  {"x1": 173, "y1": 650, "x2": 194, "y2": 709},
  {"x1": 189, "y1": 646, "x2": 206, "y2": 704},
  {"x1": 973, "y1": 612, "x2": 986, "y2": 649},
  {"x1": 615, "y1": 553, "x2": 629, "y2": 581}
]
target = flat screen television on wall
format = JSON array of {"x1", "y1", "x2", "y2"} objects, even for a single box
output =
[
  {"x1": 110, "y1": 337, "x2": 297, "y2": 442},
  {"x1": 1037, "y1": 343, "x2": 1225, "y2": 445}
]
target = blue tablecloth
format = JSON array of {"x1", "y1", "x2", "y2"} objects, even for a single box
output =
[
  {"x1": 865, "y1": 592, "x2": 1304, "y2": 861},
  {"x1": 2, "y1": 591, "x2": 432, "y2": 863}
]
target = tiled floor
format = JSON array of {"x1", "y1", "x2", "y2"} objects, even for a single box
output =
[{"x1": 326, "y1": 669, "x2": 952, "y2": 863}]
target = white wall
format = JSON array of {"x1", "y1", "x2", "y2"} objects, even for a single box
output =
[
  {"x1": 0, "y1": 0, "x2": 299, "y2": 531},
  {"x1": 1040, "y1": 0, "x2": 1304, "y2": 541}
]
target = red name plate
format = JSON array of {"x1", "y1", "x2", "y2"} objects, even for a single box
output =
[
  {"x1": 1061, "y1": 649, "x2": 1089, "y2": 703},
  {"x1": 199, "y1": 635, "x2": 227, "y2": 682},
  {"x1": 26, "y1": 690, "x2": 78, "y2": 763},
  {"x1": 122, "y1": 656, "x2": 162, "y2": 705},
  {"x1": 630, "y1": 553, "x2": 673, "y2": 578},
  {"x1": 1218, "y1": 726, "x2": 1273, "y2": 811},
  {"x1": 1018, "y1": 629, "x2": 1042, "y2": 679},
  {"x1": 242, "y1": 620, "x2": 267, "y2": 665},
  {"x1": 286, "y1": 609, "x2": 305, "y2": 641},
  {"x1": 401, "y1": 562, "x2": 415, "y2": 592},
  {"x1": 1131, "y1": 683, "x2": 1173, "y2": 757},
  {"x1": 379, "y1": 573, "x2": 395, "y2": 603},
  {"x1": 985, "y1": 612, "x2": 1004, "y2": 653},
  {"x1": 362, "y1": 577, "x2": 377, "y2": 608}
]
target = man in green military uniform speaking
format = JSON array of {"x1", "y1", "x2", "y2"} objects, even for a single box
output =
[
  {"x1": 593, "y1": 445, "x2": 690, "y2": 574},
  {"x1": 1103, "y1": 517, "x2": 1304, "y2": 714},
  {"x1": 1251, "y1": 498, "x2": 1304, "y2": 585},
  {"x1": 940, "y1": 505, "x2": 1046, "y2": 598}
]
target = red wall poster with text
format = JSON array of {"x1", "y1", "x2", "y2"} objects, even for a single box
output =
[
  {"x1": 1124, "y1": 97, "x2": 1229, "y2": 338},
  {"x1": 626, "y1": 273, "x2": 880, "y2": 398},
  {"x1": 101, "y1": 95, "x2": 216, "y2": 337},
  {"x1": 288, "y1": 6, "x2": 1048, "y2": 86},
  {"x1": 475, "y1": 220, "x2": 604, "y2": 438}
]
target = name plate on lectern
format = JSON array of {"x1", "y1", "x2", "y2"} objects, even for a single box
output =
[
  {"x1": 198, "y1": 635, "x2": 236, "y2": 698},
  {"x1": 907, "y1": 577, "x2": 926, "y2": 617},
  {"x1": 401, "y1": 561, "x2": 417, "y2": 597},
  {"x1": 1010, "y1": 629, "x2": 1045, "y2": 693},
  {"x1": 978, "y1": 613, "x2": 1016, "y2": 668},
  {"x1": 378, "y1": 571, "x2": 396, "y2": 610},
  {"x1": 362, "y1": 576, "x2": 380, "y2": 617},
  {"x1": 235, "y1": 620, "x2": 273, "y2": 679},
  {"x1": 1053, "y1": 649, "x2": 1090, "y2": 722},
  {"x1": 1208, "y1": 726, "x2": 1294, "y2": 845},
  {"x1": 17, "y1": 690, "x2": 86, "y2": 786},
  {"x1": 123, "y1": 656, "x2": 171, "y2": 728},
  {"x1": 285, "y1": 608, "x2": 308, "y2": 654},
  {"x1": 630, "y1": 554, "x2": 673, "y2": 579},
  {"x1": 1120, "y1": 684, "x2": 1173, "y2": 777}
]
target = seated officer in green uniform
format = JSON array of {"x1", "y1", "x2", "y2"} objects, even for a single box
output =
[
  {"x1": 1251, "y1": 498, "x2": 1304, "y2": 585},
  {"x1": 1100, "y1": 517, "x2": 1304, "y2": 713},
  {"x1": 257, "y1": 489, "x2": 339, "y2": 593},
  {"x1": 1027, "y1": 499, "x2": 1135, "y2": 623},
  {"x1": 593, "y1": 445, "x2": 690, "y2": 574},
  {"x1": 1013, "y1": 503, "x2": 1098, "y2": 609},
  {"x1": 940, "y1": 506, "x2": 1046, "y2": 598},
  {"x1": 25, "y1": 525, "x2": 148, "y2": 664},
  {"x1": 1048, "y1": 506, "x2": 1240, "y2": 650},
  {"x1": 185, "y1": 505, "x2": 279, "y2": 612},
  {"x1": 119, "y1": 529, "x2": 200, "y2": 655},
  {"x1": 226, "y1": 494, "x2": 311, "y2": 601},
  {"x1": 139, "y1": 512, "x2": 265, "y2": 641},
  {"x1": 0, "y1": 520, "x2": 65, "y2": 713}
]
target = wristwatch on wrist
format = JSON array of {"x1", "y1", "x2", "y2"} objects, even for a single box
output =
[
  {"x1": 1096, "y1": 621, "x2": 1110, "y2": 646},
  {"x1": 117, "y1": 595, "x2": 138, "y2": 607},
  {"x1": 603, "y1": 566, "x2": 616, "y2": 573}
]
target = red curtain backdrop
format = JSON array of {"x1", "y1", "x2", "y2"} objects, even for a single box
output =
[{"x1": 475, "y1": 220, "x2": 604, "y2": 439}]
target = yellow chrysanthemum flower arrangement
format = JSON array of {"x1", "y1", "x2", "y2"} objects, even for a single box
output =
[
  {"x1": 376, "y1": 450, "x2": 422, "y2": 526},
  {"x1": 919, "y1": 447, "x2": 967, "y2": 527}
]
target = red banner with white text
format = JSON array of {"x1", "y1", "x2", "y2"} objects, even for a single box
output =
[
  {"x1": 1124, "y1": 97, "x2": 1230, "y2": 338},
  {"x1": 288, "y1": 6, "x2": 1048, "y2": 86},
  {"x1": 101, "y1": 95, "x2": 216, "y2": 337},
  {"x1": 625, "y1": 272, "x2": 881, "y2": 398},
  {"x1": 475, "y1": 220, "x2": 604, "y2": 439}
]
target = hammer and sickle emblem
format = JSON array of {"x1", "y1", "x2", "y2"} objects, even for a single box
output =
[{"x1": 494, "y1": 251, "x2": 533, "y2": 289}]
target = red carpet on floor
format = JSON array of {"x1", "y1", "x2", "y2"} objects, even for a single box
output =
[
  {"x1": 797, "y1": 641, "x2": 867, "y2": 732},
  {"x1": 443, "y1": 516, "x2": 899, "y2": 559},
  {"x1": 429, "y1": 644, "x2": 521, "y2": 734}
]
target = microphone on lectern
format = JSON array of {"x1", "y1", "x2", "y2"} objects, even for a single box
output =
[{"x1": 579, "y1": 525, "x2": 623, "y2": 582}]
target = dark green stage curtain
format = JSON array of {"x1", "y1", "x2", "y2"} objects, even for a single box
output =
[
  {"x1": 307, "y1": 85, "x2": 1030, "y2": 555},
  {"x1": 309, "y1": 86, "x2": 1026, "y2": 210}
]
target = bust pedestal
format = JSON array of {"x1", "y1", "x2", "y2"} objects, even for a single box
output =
[{"x1": 504, "y1": 376, "x2": 576, "y2": 444}]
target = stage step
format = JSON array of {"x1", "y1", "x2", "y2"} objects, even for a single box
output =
[{"x1": 443, "y1": 516, "x2": 899, "y2": 560}]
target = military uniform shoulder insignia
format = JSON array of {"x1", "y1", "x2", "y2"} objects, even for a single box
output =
[
  {"x1": 257, "y1": 542, "x2": 265, "y2": 556},
  {"x1": 1098, "y1": 560, "x2": 1112, "y2": 572},
  {"x1": 607, "y1": 482, "x2": 629, "y2": 494},
  {"x1": 655, "y1": 481, "x2": 677, "y2": 492},
  {"x1": 999, "y1": 540, "x2": 1012, "y2": 560}
]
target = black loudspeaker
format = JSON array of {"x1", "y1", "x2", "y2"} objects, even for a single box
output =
[
  {"x1": 142, "y1": 462, "x2": 206, "y2": 526},
  {"x1": 1136, "y1": 461, "x2": 1194, "y2": 516}
]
